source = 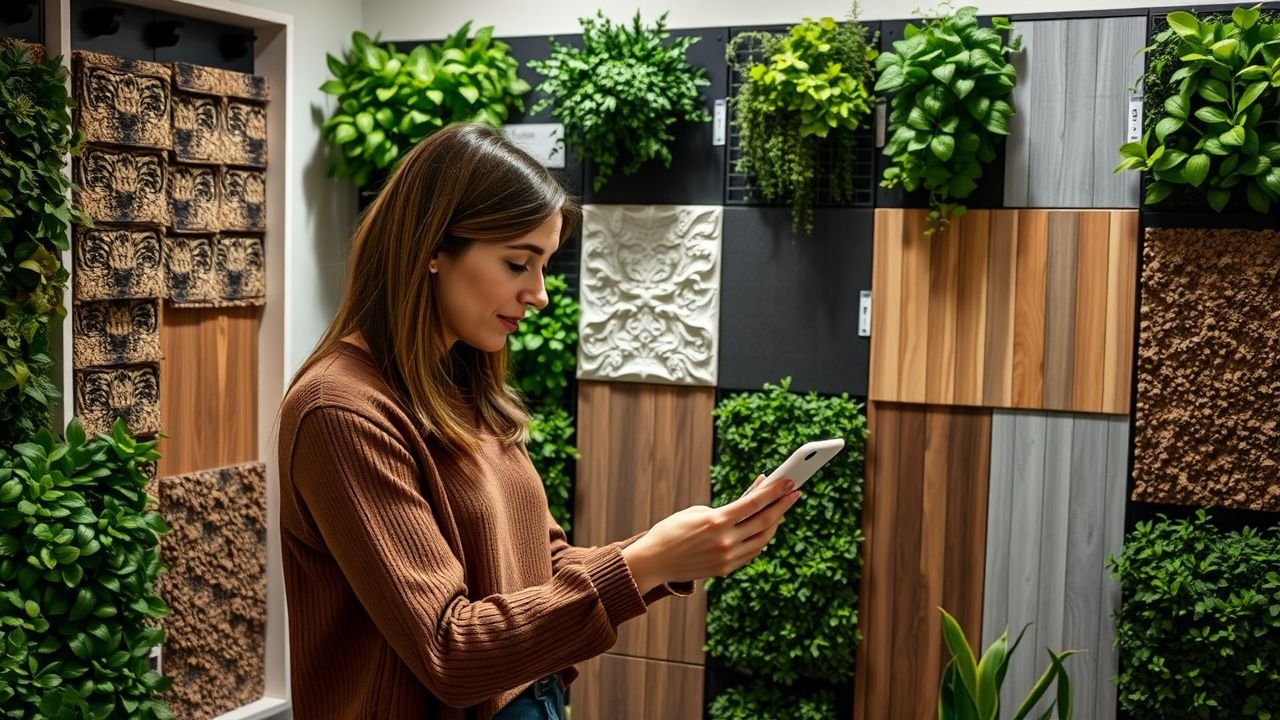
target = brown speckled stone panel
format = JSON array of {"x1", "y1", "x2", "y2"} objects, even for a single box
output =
[
  {"x1": 158, "y1": 462, "x2": 266, "y2": 719},
  {"x1": 1133, "y1": 228, "x2": 1280, "y2": 511}
]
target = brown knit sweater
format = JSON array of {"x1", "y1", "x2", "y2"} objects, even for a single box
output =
[{"x1": 277, "y1": 342, "x2": 690, "y2": 719}]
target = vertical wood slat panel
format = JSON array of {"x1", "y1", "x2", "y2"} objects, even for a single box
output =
[
  {"x1": 158, "y1": 306, "x2": 260, "y2": 478},
  {"x1": 574, "y1": 382, "x2": 712, "y2": 666},
  {"x1": 954, "y1": 211, "x2": 991, "y2": 406},
  {"x1": 899, "y1": 213, "x2": 932, "y2": 403},
  {"x1": 1003, "y1": 21, "x2": 1034, "y2": 207},
  {"x1": 1093, "y1": 17, "x2": 1146, "y2": 207},
  {"x1": 572, "y1": 655, "x2": 704, "y2": 720},
  {"x1": 871, "y1": 209, "x2": 904, "y2": 401},
  {"x1": 1103, "y1": 212, "x2": 1139, "y2": 412},
  {"x1": 1028, "y1": 22, "x2": 1068, "y2": 207},
  {"x1": 1058, "y1": 19, "x2": 1100, "y2": 207},
  {"x1": 1004, "y1": 412, "x2": 1047, "y2": 711},
  {"x1": 1013, "y1": 211, "x2": 1049, "y2": 408},
  {"x1": 984, "y1": 213, "x2": 1019, "y2": 407},
  {"x1": 1095, "y1": 417, "x2": 1130, "y2": 720},
  {"x1": 1033, "y1": 414, "x2": 1074, "y2": 716},
  {"x1": 857, "y1": 403, "x2": 991, "y2": 720},
  {"x1": 1043, "y1": 212, "x2": 1080, "y2": 410},
  {"x1": 927, "y1": 223, "x2": 961, "y2": 405},
  {"x1": 1064, "y1": 417, "x2": 1110, "y2": 717},
  {"x1": 1073, "y1": 213, "x2": 1111, "y2": 413},
  {"x1": 982, "y1": 411, "x2": 1016, "y2": 650}
]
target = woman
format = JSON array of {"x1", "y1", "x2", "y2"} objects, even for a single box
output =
[{"x1": 277, "y1": 123, "x2": 801, "y2": 719}]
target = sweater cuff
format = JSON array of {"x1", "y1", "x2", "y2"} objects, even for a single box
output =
[{"x1": 582, "y1": 546, "x2": 648, "y2": 628}]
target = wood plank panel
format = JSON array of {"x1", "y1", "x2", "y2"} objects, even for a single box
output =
[
  {"x1": 1012, "y1": 211, "x2": 1049, "y2": 408},
  {"x1": 1102, "y1": 211, "x2": 1139, "y2": 412},
  {"x1": 570, "y1": 654, "x2": 703, "y2": 720},
  {"x1": 1043, "y1": 212, "x2": 1080, "y2": 410},
  {"x1": 575, "y1": 382, "x2": 712, "y2": 665},
  {"x1": 158, "y1": 306, "x2": 260, "y2": 477},
  {"x1": 899, "y1": 212, "x2": 932, "y2": 403},
  {"x1": 1003, "y1": 21, "x2": 1034, "y2": 207},
  {"x1": 871, "y1": 209, "x2": 904, "y2": 401},
  {"x1": 1057, "y1": 19, "x2": 1100, "y2": 207},
  {"x1": 1093, "y1": 17, "x2": 1146, "y2": 207},
  {"x1": 856, "y1": 403, "x2": 992, "y2": 720},
  {"x1": 1028, "y1": 21, "x2": 1068, "y2": 208},
  {"x1": 1072, "y1": 212, "x2": 1111, "y2": 412},
  {"x1": 954, "y1": 211, "x2": 991, "y2": 406},
  {"x1": 926, "y1": 223, "x2": 960, "y2": 405},
  {"x1": 984, "y1": 411, "x2": 1129, "y2": 720},
  {"x1": 983, "y1": 212, "x2": 1019, "y2": 407}
]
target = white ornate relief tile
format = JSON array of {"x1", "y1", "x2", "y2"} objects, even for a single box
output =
[{"x1": 578, "y1": 205, "x2": 723, "y2": 386}]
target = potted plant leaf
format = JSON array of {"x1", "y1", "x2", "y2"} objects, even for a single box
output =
[
  {"x1": 726, "y1": 8, "x2": 879, "y2": 234},
  {"x1": 528, "y1": 11, "x2": 710, "y2": 192}
]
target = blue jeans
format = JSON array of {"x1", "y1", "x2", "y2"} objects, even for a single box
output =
[{"x1": 493, "y1": 676, "x2": 565, "y2": 720}]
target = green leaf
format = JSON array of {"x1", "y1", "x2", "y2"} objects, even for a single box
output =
[
  {"x1": 1197, "y1": 79, "x2": 1228, "y2": 103},
  {"x1": 1184, "y1": 154, "x2": 1211, "y2": 187},
  {"x1": 1166, "y1": 11, "x2": 1200, "y2": 38},
  {"x1": 1246, "y1": 182, "x2": 1271, "y2": 213},
  {"x1": 931, "y1": 134, "x2": 956, "y2": 162},
  {"x1": 354, "y1": 112, "x2": 375, "y2": 134},
  {"x1": 1164, "y1": 95, "x2": 1188, "y2": 120},
  {"x1": 1207, "y1": 188, "x2": 1231, "y2": 211},
  {"x1": 69, "y1": 587, "x2": 95, "y2": 622},
  {"x1": 932, "y1": 63, "x2": 957, "y2": 85},
  {"x1": 1237, "y1": 81, "x2": 1268, "y2": 116},
  {"x1": 952, "y1": 78, "x2": 976, "y2": 99},
  {"x1": 1145, "y1": 180, "x2": 1174, "y2": 204},
  {"x1": 1210, "y1": 38, "x2": 1240, "y2": 62},
  {"x1": 1194, "y1": 106, "x2": 1230, "y2": 125},
  {"x1": 319, "y1": 79, "x2": 345, "y2": 96},
  {"x1": 458, "y1": 84, "x2": 480, "y2": 104},
  {"x1": 1221, "y1": 125, "x2": 1246, "y2": 147},
  {"x1": 1233, "y1": 6, "x2": 1260, "y2": 30}
]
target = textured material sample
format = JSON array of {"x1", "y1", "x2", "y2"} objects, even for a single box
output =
[
  {"x1": 219, "y1": 168, "x2": 266, "y2": 232},
  {"x1": 574, "y1": 381, "x2": 712, "y2": 664},
  {"x1": 172, "y1": 95, "x2": 222, "y2": 165},
  {"x1": 73, "y1": 50, "x2": 172, "y2": 150},
  {"x1": 173, "y1": 62, "x2": 269, "y2": 101},
  {"x1": 216, "y1": 235, "x2": 266, "y2": 302},
  {"x1": 158, "y1": 306, "x2": 259, "y2": 478},
  {"x1": 74, "y1": 364, "x2": 161, "y2": 436},
  {"x1": 578, "y1": 205, "x2": 722, "y2": 386},
  {"x1": 76, "y1": 147, "x2": 169, "y2": 226},
  {"x1": 223, "y1": 100, "x2": 267, "y2": 168},
  {"x1": 1133, "y1": 228, "x2": 1280, "y2": 511},
  {"x1": 163, "y1": 235, "x2": 218, "y2": 304},
  {"x1": 158, "y1": 462, "x2": 267, "y2": 720},
  {"x1": 717, "y1": 207, "x2": 873, "y2": 396},
  {"x1": 73, "y1": 227, "x2": 164, "y2": 301},
  {"x1": 169, "y1": 164, "x2": 220, "y2": 233},
  {"x1": 870, "y1": 209, "x2": 1139, "y2": 414},
  {"x1": 984, "y1": 411, "x2": 1128, "y2": 720},
  {"x1": 73, "y1": 299, "x2": 162, "y2": 369},
  {"x1": 1003, "y1": 17, "x2": 1145, "y2": 208},
  {"x1": 854, "y1": 402, "x2": 992, "y2": 720},
  {"x1": 572, "y1": 654, "x2": 704, "y2": 720}
]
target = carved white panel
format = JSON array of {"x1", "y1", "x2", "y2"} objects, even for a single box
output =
[{"x1": 578, "y1": 205, "x2": 723, "y2": 386}]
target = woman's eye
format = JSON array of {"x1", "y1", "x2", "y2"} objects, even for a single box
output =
[{"x1": 506, "y1": 261, "x2": 529, "y2": 274}]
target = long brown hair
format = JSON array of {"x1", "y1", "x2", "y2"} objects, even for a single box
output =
[{"x1": 291, "y1": 123, "x2": 579, "y2": 452}]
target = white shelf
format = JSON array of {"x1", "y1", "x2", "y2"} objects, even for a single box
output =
[{"x1": 43, "y1": 0, "x2": 295, "y2": 715}]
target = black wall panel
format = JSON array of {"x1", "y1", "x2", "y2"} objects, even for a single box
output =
[
  {"x1": 0, "y1": 0, "x2": 43, "y2": 44},
  {"x1": 718, "y1": 207, "x2": 873, "y2": 397},
  {"x1": 70, "y1": 0, "x2": 254, "y2": 72}
]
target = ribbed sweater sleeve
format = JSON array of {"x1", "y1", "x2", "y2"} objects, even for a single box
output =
[
  {"x1": 291, "y1": 404, "x2": 649, "y2": 708},
  {"x1": 547, "y1": 518, "x2": 696, "y2": 605}
]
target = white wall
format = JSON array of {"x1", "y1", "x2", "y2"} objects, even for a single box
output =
[
  {"x1": 361, "y1": 0, "x2": 1200, "y2": 41},
  {"x1": 248, "y1": 0, "x2": 361, "y2": 377}
]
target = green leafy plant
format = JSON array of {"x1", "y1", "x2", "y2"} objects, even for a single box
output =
[
  {"x1": 1107, "y1": 510, "x2": 1280, "y2": 719},
  {"x1": 876, "y1": 4, "x2": 1021, "y2": 234},
  {"x1": 0, "y1": 419, "x2": 172, "y2": 719},
  {"x1": 509, "y1": 274, "x2": 579, "y2": 531},
  {"x1": 1115, "y1": 6, "x2": 1280, "y2": 213},
  {"x1": 320, "y1": 24, "x2": 531, "y2": 186},
  {"x1": 937, "y1": 608, "x2": 1078, "y2": 720},
  {"x1": 727, "y1": 9, "x2": 878, "y2": 234},
  {"x1": 529, "y1": 11, "x2": 710, "y2": 191},
  {"x1": 0, "y1": 42, "x2": 88, "y2": 448},
  {"x1": 709, "y1": 683, "x2": 835, "y2": 720},
  {"x1": 705, "y1": 378, "x2": 867, "y2": 689}
]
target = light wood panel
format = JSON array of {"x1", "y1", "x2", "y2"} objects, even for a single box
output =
[
  {"x1": 870, "y1": 209, "x2": 1138, "y2": 415},
  {"x1": 572, "y1": 654, "x2": 704, "y2": 720},
  {"x1": 575, "y1": 380, "x2": 713, "y2": 665},
  {"x1": 1003, "y1": 16, "x2": 1145, "y2": 208},
  {"x1": 854, "y1": 402, "x2": 992, "y2": 720},
  {"x1": 983, "y1": 410, "x2": 1129, "y2": 720},
  {"x1": 158, "y1": 306, "x2": 260, "y2": 477}
]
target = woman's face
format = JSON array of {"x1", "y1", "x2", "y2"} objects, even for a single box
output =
[{"x1": 433, "y1": 214, "x2": 561, "y2": 352}]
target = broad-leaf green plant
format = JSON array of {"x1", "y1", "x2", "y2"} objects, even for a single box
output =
[
  {"x1": 876, "y1": 4, "x2": 1021, "y2": 234},
  {"x1": 0, "y1": 419, "x2": 171, "y2": 719},
  {"x1": 1107, "y1": 510, "x2": 1280, "y2": 719},
  {"x1": 937, "y1": 608, "x2": 1079, "y2": 720},
  {"x1": 727, "y1": 7, "x2": 878, "y2": 234},
  {"x1": 529, "y1": 11, "x2": 710, "y2": 191},
  {"x1": 321, "y1": 24, "x2": 530, "y2": 187},
  {"x1": 1115, "y1": 5, "x2": 1280, "y2": 213}
]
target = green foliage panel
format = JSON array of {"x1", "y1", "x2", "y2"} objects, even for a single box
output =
[{"x1": 1108, "y1": 511, "x2": 1280, "y2": 720}]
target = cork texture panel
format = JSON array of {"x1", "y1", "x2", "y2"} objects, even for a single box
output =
[
  {"x1": 1133, "y1": 228, "x2": 1280, "y2": 511},
  {"x1": 219, "y1": 169, "x2": 266, "y2": 233},
  {"x1": 157, "y1": 462, "x2": 267, "y2": 719},
  {"x1": 74, "y1": 364, "x2": 161, "y2": 436},
  {"x1": 72, "y1": 299, "x2": 162, "y2": 369},
  {"x1": 73, "y1": 50, "x2": 172, "y2": 150},
  {"x1": 224, "y1": 100, "x2": 267, "y2": 168},
  {"x1": 76, "y1": 147, "x2": 169, "y2": 226},
  {"x1": 173, "y1": 62, "x2": 269, "y2": 102},
  {"x1": 169, "y1": 165, "x2": 220, "y2": 233},
  {"x1": 163, "y1": 235, "x2": 218, "y2": 304},
  {"x1": 172, "y1": 94, "x2": 222, "y2": 165},
  {"x1": 73, "y1": 227, "x2": 164, "y2": 301}
]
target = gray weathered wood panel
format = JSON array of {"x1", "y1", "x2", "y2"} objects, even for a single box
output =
[
  {"x1": 985, "y1": 410, "x2": 1129, "y2": 719},
  {"x1": 1004, "y1": 17, "x2": 1145, "y2": 208}
]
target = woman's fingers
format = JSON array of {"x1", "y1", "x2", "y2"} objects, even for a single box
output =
[
  {"x1": 721, "y1": 475, "x2": 794, "y2": 525},
  {"x1": 737, "y1": 473, "x2": 767, "y2": 499},
  {"x1": 734, "y1": 490, "x2": 799, "y2": 539}
]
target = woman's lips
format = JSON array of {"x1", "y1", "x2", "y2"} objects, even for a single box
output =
[{"x1": 498, "y1": 315, "x2": 521, "y2": 332}]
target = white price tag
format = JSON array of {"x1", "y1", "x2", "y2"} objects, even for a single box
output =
[
  {"x1": 713, "y1": 99, "x2": 727, "y2": 146},
  {"x1": 875, "y1": 99, "x2": 887, "y2": 148},
  {"x1": 501, "y1": 123, "x2": 565, "y2": 169},
  {"x1": 1127, "y1": 95, "x2": 1143, "y2": 143},
  {"x1": 858, "y1": 291, "x2": 872, "y2": 338}
]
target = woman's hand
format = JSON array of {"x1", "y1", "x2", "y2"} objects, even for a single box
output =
[{"x1": 621, "y1": 475, "x2": 801, "y2": 595}]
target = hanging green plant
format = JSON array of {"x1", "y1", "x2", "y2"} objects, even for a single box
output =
[
  {"x1": 320, "y1": 24, "x2": 531, "y2": 187},
  {"x1": 529, "y1": 11, "x2": 710, "y2": 192},
  {"x1": 0, "y1": 419, "x2": 172, "y2": 719},
  {"x1": 0, "y1": 41, "x2": 89, "y2": 448},
  {"x1": 1114, "y1": 5, "x2": 1280, "y2": 213},
  {"x1": 876, "y1": 4, "x2": 1021, "y2": 234},
  {"x1": 727, "y1": 10, "x2": 878, "y2": 234}
]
